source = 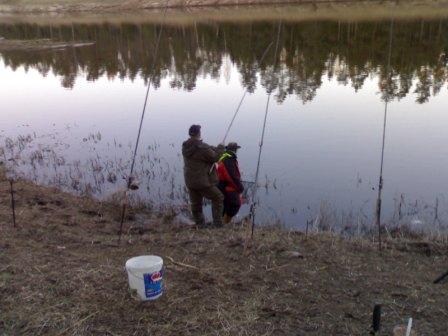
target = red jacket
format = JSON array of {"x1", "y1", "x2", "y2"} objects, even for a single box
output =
[{"x1": 217, "y1": 151, "x2": 244, "y2": 193}]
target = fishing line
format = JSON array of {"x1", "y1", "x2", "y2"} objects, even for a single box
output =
[
  {"x1": 250, "y1": 22, "x2": 282, "y2": 239},
  {"x1": 375, "y1": 19, "x2": 394, "y2": 251},
  {"x1": 222, "y1": 41, "x2": 274, "y2": 144},
  {"x1": 118, "y1": 2, "x2": 170, "y2": 242}
]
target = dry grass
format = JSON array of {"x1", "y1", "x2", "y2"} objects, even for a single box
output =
[
  {"x1": 2, "y1": 1, "x2": 448, "y2": 25},
  {"x1": 1, "y1": 168, "x2": 448, "y2": 335}
]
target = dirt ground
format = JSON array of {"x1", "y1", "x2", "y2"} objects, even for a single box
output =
[{"x1": 1, "y1": 169, "x2": 448, "y2": 335}]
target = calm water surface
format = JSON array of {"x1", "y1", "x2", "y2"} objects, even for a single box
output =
[{"x1": 1, "y1": 15, "x2": 448, "y2": 233}]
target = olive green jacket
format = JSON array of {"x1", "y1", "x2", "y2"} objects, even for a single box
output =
[{"x1": 182, "y1": 138, "x2": 224, "y2": 189}]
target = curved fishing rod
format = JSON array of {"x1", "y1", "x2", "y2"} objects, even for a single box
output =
[
  {"x1": 222, "y1": 41, "x2": 274, "y2": 144},
  {"x1": 250, "y1": 22, "x2": 282, "y2": 239},
  {"x1": 375, "y1": 20, "x2": 394, "y2": 251},
  {"x1": 118, "y1": 3, "x2": 170, "y2": 242}
]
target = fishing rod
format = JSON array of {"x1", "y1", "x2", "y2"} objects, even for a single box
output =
[
  {"x1": 375, "y1": 20, "x2": 394, "y2": 251},
  {"x1": 250, "y1": 22, "x2": 282, "y2": 239},
  {"x1": 118, "y1": 2, "x2": 170, "y2": 242},
  {"x1": 221, "y1": 41, "x2": 274, "y2": 144}
]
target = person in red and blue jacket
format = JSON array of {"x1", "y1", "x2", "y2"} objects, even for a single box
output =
[{"x1": 217, "y1": 142, "x2": 244, "y2": 224}]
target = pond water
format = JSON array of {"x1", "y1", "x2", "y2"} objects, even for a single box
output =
[{"x1": 1, "y1": 11, "x2": 448, "y2": 234}]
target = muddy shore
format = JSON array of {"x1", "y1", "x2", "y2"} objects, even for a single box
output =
[{"x1": 1, "y1": 168, "x2": 448, "y2": 335}]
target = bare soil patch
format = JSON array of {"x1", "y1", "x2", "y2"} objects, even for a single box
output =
[{"x1": 1, "y1": 170, "x2": 448, "y2": 335}]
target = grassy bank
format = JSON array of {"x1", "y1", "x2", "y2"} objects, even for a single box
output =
[
  {"x1": 1, "y1": 169, "x2": 448, "y2": 335},
  {"x1": 1, "y1": 0, "x2": 351, "y2": 14}
]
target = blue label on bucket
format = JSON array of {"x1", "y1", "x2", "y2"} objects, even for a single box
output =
[{"x1": 143, "y1": 269, "x2": 164, "y2": 299}]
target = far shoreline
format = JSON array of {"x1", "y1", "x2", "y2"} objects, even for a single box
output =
[
  {"x1": 0, "y1": 0, "x2": 390, "y2": 14},
  {"x1": 1, "y1": 1, "x2": 448, "y2": 26}
]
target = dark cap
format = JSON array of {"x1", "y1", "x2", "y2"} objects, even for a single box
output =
[
  {"x1": 189, "y1": 124, "x2": 201, "y2": 136},
  {"x1": 226, "y1": 142, "x2": 241, "y2": 151}
]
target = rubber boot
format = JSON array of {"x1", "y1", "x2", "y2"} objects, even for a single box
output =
[
  {"x1": 192, "y1": 211, "x2": 206, "y2": 228},
  {"x1": 211, "y1": 202, "x2": 224, "y2": 228},
  {"x1": 223, "y1": 214, "x2": 232, "y2": 224}
]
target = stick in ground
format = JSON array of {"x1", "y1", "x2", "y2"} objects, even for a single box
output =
[{"x1": 9, "y1": 179, "x2": 16, "y2": 227}]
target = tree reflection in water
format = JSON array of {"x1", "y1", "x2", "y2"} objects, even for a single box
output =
[{"x1": 0, "y1": 19, "x2": 447, "y2": 103}]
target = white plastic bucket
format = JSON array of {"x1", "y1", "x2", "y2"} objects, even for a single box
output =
[{"x1": 125, "y1": 255, "x2": 164, "y2": 301}]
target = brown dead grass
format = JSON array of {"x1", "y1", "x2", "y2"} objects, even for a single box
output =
[
  {"x1": 2, "y1": 1, "x2": 448, "y2": 26},
  {"x1": 1, "y1": 168, "x2": 448, "y2": 335}
]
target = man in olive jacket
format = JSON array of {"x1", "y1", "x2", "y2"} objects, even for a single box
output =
[{"x1": 182, "y1": 125, "x2": 225, "y2": 227}]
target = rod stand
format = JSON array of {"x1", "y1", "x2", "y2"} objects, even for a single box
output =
[{"x1": 9, "y1": 179, "x2": 17, "y2": 228}]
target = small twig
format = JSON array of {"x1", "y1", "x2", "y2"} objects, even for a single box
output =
[
  {"x1": 165, "y1": 256, "x2": 199, "y2": 270},
  {"x1": 167, "y1": 295, "x2": 194, "y2": 308},
  {"x1": 75, "y1": 311, "x2": 98, "y2": 327},
  {"x1": 266, "y1": 264, "x2": 289, "y2": 272},
  {"x1": 33, "y1": 266, "x2": 44, "y2": 275}
]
